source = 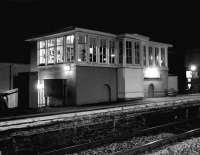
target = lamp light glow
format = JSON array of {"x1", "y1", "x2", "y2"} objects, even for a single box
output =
[
  {"x1": 188, "y1": 83, "x2": 191, "y2": 89},
  {"x1": 64, "y1": 65, "x2": 71, "y2": 71},
  {"x1": 190, "y1": 65, "x2": 197, "y2": 71}
]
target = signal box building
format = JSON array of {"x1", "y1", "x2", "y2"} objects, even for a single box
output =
[{"x1": 27, "y1": 27, "x2": 172, "y2": 108}]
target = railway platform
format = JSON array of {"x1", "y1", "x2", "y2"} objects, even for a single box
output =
[
  {"x1": 0, "y1": 94, "x2": 200, "y2": 155},
  {"x1": 0, "y1": 93, "x2": 200, "y2": 132}
]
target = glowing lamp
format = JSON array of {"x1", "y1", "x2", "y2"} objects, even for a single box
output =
[
  {"x1": 188, "y1": 83, "x2": 191, "y2": 89},
  {"x1": 190, "y1": 65, "x2": 197, "y2": 71},
  {"x1": 64, "y1": 65, "x2": 71, "y2": 71},
  {"x1": 144, "y1": 67, "x2": 160, "y2": 78}
]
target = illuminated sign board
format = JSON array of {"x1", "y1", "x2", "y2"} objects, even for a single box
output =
[
  {"x1": 144, "y1": 67, "x2": 160, "y2": 78},
  {"x1": 186, "y1": 71, "x2": 192, "y2": 79}
]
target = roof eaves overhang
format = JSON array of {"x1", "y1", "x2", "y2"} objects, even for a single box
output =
[
  {"x1": 25, "y1": 27, "x2": 117, "y2": 42},
  {"x1": 149, "y1": 41, "x2": 173, "y2": 48}
]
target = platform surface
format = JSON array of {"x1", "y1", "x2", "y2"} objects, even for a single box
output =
[{"x1": 0, "y1": 94, "x2": 200, "y2": 132}]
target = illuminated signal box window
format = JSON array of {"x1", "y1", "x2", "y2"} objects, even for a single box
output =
[
  {"x1": 47, "y1": 39, "x2": 56, "y2": 64},
  {"x1": 149, "y1": 47, "x2": 153, "y2": 66},
  {"x1": 78, "y1": 34, "x2": 87, "y2": 62},
  {"x1": 89, "y1": 37, "x2": 97, "y2": 63},
  {"x1": 99, "y1": 39, "x2": 107, "y2": 63},
  {"x1": 155, "y1": 47, "x2": 159, "y2": 66},
  {"x1": 109, "y1": 40, "x2": 115, "y2": 64},
  {"x1": 134, "y1": 42, "x2": 140, "y2": 65},
  {"x1": 161, "y1": 48, "x2": 166, "y2": 67},
  {"x1": 56, "y1": 37, "x2": 64, "y2": 63},
  {"x1": 39, "y1": 41, "x2": 46, "y2": 65},
  {"x1": 66, "y1": 35, "x2": 74, "y2": 62},
  {"x1": 126, "y1": 41, "x2": 132, "y2": 64}
]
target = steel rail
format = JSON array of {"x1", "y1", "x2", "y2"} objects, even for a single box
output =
[
  {"x1": 37, "y1": 118, "x2": 199, "y2": 155},
  {"x1": 113, "y1": 128, "x2": 200, "y2": 155}
]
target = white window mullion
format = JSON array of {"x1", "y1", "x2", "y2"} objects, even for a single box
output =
[
  {"x1": 106, "y1": 39, "x2": 108, "y2": 64},
  {"x1": 53, "y1": 39, "x2": 56, "y2": 64}
]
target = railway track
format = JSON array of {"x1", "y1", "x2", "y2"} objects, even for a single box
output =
[
  {"x1": 37, "y1": 118, "x2": 200, "y2": 155},
  {"x1": 113, "y1": 128, "x2": 200, "y2": 155}
]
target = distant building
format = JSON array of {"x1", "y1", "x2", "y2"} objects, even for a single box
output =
[
  {"x1": 27, "y1": 27, "x2": 173, "y2": 108},
  {"x1": 0, "y1": 63, "x2": 30, "y2": 109},
  {"x1": 185, "y1": 49, "x2": 200, "y2": 93},
  {"x1": 0, "y1": 63, "x2": 30, "y2": 92}
]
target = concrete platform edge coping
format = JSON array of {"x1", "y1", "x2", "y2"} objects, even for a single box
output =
[{"x1": 0, "y1": 95, "x2": 200, "y2": 132}]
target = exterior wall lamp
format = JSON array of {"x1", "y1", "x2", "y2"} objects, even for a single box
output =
[
  {"x1": 190, "y1": 65, "x2": 197, "y2": 71},
  {"x1": 64, "y1": 65, "x2": 71, "y2": 71}
]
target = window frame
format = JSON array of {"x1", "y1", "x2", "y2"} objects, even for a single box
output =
[
  {"x1": 155, "y1": 47, "x2": 159, "y2": 66},
  {"x1": 134, "y1": 41, "x2": 140, "y2": 65},
  {"x1": 126, "y1": 40, "x2": 133, "y2": 64},
  {"x1": 38, "y1": 40, "x2": 47, "y2": 65},
  {"x1": 109, "y1": 40, "x2": 115, "y2": 64},
  {"x1": 161, "y1": 47, "x2": 166, "y2": 67},
  {"x1": 47, "y1": 39, "x2": 56, "y2": 65},
  {"x1": 119, "y1": 40, "x2": 123, "y2": 65},
  {"x1": 99, "y1": 38, "x2": 107, "y2": 64},
  {"x1": 143, "y1": 45, "x2": 147, "y2": 66},
  {"x1": 77, "y1": 33, "x2": 88, "y2": 63},
  {"x1": 56, "y1": 37, "x2": 64, "y2": 64},
  {"x1": 65, "y1": 35, "x2": 75, "y2": 63},
  {"x1": 89, "y1": 37, "x2": 98, "y2": 63},
  {"x1": 149, "y1": 46, "x2": 153, "y2": 66}
]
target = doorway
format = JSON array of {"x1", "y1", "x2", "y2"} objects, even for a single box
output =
[
  {"x1": 13, "y1": 72, "x2": 30, "y2": 109},
  {"x1": 148, "y1": 84, "x2": 154, "y2": 97},
  {"x1": 104, "y1": 84, "x2": 111, "y2": 103},
  {"x1": 44, "y1": 79, "x2": 67, "y2": 107}
]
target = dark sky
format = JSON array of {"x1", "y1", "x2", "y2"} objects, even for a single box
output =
[{"x1": 3, "y1": 0, "x2": 200, "y2": 64}]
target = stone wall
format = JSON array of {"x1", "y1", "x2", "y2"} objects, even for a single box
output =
[{"x1": 0, "y1": 110, "x2": 146, "y2": 154}]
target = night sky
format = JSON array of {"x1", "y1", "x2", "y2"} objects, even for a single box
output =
[{"x1": 3, "y1": 1, "x2": 200, "y2": 70}]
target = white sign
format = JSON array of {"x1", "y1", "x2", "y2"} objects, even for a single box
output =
[
  {"x1": 144, "y1": 67, "x2": 160, "y2": 78},
  {"x1": 186, "y1": 71, "x2": 192, "y2": 78}
]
